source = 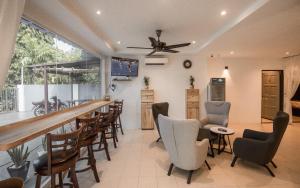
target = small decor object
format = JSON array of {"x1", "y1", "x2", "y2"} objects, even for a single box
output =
[
  {"x1": 183, "y1": 60, "x2": 192, "y2": 69},
  {"x1": 104, "y1": 95, "x2": 111, "y2": 101},
  {"x1": 144, "y1": 76, "x2": 150, "y2": 89},
  {"x1": 190, "y1": 76, "x2": 195, "y2": 89},
  {"x1": 7, "y1": 144, "x2": 31, "y2": 181}
]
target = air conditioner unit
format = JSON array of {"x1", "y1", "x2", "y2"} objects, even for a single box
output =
[{"x1": 144, "y1": 57, "x2": 168, "y2": 65}]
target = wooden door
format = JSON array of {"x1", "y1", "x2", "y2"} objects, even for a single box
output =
[{"x1": 261, "y1": 71, "x2": 280, "y2": 120}]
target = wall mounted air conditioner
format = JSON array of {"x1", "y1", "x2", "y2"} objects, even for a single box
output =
[{"x1": 144, "y1": 57, "x2": 168, "y2": 65}]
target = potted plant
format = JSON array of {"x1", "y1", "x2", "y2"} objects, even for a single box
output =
[
  {"x1": 144, "y1": 76, "x2": 150, "y2": 89},
  {"x1": 7, "y1": 144, "x2": 31, "y2": 181},
  {"x1": 190, "y1": 76, "x2": 195, "y2": 89}
]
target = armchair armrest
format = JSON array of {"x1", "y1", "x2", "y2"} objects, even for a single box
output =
[
  {"x1": 243, "y1": 129, "x2": 271, "y2": 141},
  {"x1": 199, "y1": 117, "x2": 208, "y2": 127},
  {"x1": 233, "y1": 137, "x2": 269, "y2": 163}
]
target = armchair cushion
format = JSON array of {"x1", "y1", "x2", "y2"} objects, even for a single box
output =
[{"x1": 243, "y1": 129, "x2": 271, "y2": 141}]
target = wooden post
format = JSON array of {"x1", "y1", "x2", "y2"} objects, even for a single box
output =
[
  {"x1": 141, "y1": 89, "x2": 154, "y2": 130},
  {"x1": 186, "y1": 89, "x2": 200, "y2": 120}
]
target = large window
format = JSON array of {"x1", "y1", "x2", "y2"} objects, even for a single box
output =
[
  {"x1": 0, "y1": 18, "x2": 102, "y2": 182},
  {"x1": 0, "y1": 18, "x2": 102, "y2": 125}
]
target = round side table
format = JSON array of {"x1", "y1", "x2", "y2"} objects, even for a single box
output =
[{"x1": 210, "y1": 127, "x2": 235, "y2": 154}]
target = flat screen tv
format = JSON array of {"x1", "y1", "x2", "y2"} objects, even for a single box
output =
[{"x1": 111, "y1": 57, "x2": 139, "y2": 77}]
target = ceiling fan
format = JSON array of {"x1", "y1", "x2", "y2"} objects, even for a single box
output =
[{"x1": 127, "y1": 30, "x2": 191, "y2": 56}]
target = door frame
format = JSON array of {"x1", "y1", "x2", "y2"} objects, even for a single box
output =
[{"x1": 261, "y1": 70, "x2": 284, "y2": 123}]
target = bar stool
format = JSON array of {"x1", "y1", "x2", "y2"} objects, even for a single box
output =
[
  {"x1": 0, "y1": 177, "x2": 23, "y2": 188},
  {"x1": 34, "y1": 128, "x2": 82, "y2": 188},
  {"x1": 74, "y1": 115, "x2": 100, "y2": 183},
  {"x1": 114, "y1": 100, "x2": 124, "y2": 135},
  {"x1": 93, "y1": 111, "x2": 113, "y2": 161},
  {"x1": 109, "y1": 105, "x2": 120, "y2": 144}
]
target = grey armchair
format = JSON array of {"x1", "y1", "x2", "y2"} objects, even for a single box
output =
[
  {"x1": 200, "y1": 101, "x2": 231, "y2": 129},
  {"x1": 231, "y1": 111, "x2": 289, "y2": 177},
  {"x1": 158, "y1": 115, "x2": 211, "y2": 184},
  {"x1": 152, "y1": 102, "x2": 169, "y2": 142}
]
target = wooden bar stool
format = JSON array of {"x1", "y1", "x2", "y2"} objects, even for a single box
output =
[
  {"x1": 34, "y1": 128, "x2": 82, "y2": 188},
  {"x1": 93, "y1": 111, "x2": 113, "y2": 161},
  {"x1": 74, "y1": 115, "x2": 100, "y2": 183},
  {"x1": 109, "y1": 105, "x2": 120, "y2": 144},
  {"x1": 114, "y1": 100, "x2": 124, "y2": 135},
  {"x1": 0, "y1": 177, "x2": 24, "y2": 188}
]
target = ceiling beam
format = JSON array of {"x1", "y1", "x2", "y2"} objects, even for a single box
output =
[
  {"x1": 57, "y1": 0, "x2": 116, "y2": 52},
  {"x1": 194, "y1": 0, "x2": 270, "y2": 53}
]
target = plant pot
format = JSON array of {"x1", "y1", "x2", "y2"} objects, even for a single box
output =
[{"x1": 7, "y1": 161, "x2": 30, "y2": 181}]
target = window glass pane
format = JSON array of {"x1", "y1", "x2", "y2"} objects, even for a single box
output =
[{"x1": 0, "y1": 18, "x2": 102, "y2": 181}]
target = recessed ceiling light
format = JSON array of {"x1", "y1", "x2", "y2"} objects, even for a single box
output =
[
  {"x1": 230, "y1": 51, "x2": 235, "y2": 55},
  {"x1": 192, "y1": 41, "x2": 196, "y2": 44},
  {"x1": 285, "y1": 51, "x2": 290, "y2": 55},
  {"x1": 220, "y1": 10, "x2": 227, "y2": 16},
  {"x1": 96, "y1": 10, "x2": 101, "y2": 15},
  {"x1": 117, "y1": 41, "x2": 121, "y2": 44}
]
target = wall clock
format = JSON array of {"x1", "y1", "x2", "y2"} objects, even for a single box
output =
[{"x1": 183, "y1": 60, "x2": 192, "y2": 69}]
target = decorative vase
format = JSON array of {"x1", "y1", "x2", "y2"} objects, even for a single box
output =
[
  {"x1": 7, "y1": 161, "x2": 30, "y2": 181},
  {"x1": 145, "y1": 86, "x2": 149, "y2": 90}
]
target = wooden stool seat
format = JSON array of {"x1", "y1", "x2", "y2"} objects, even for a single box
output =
[{"x1": 0, "y1": 178, "x2": 24, "y2": 188}]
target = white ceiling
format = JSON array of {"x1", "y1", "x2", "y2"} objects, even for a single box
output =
[{"x1": 25, "y1": 0, "x2": 300, "y2": 58}]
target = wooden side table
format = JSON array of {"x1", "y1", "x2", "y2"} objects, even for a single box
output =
[{"x1": 210, "y1": 127, "x2": 235, "y2": 154}]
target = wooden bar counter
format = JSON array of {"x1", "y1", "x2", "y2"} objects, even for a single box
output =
[{"x1": 0, "y1": 100, "x2": 112, "y2": 151}]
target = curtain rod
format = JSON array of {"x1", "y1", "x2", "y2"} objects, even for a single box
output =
[{"x1": 282, "y1": 53, "x2": 300, "y2": 59}]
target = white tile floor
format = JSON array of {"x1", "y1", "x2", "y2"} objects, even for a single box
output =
[{"x1": 76, "y1": 123, "x2": 300, "y2": 188}]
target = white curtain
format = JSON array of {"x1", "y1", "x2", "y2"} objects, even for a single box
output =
[
  {"x1": 284, "y1": 55, "x2": 300, "y2": 124},
  {"x1": 0, "y1": 0, "x2": 26, "y2": 90}
]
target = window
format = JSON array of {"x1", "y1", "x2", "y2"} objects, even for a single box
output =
[{"x1": 0, "y1": 18, "x2": 102, "y2": 125}]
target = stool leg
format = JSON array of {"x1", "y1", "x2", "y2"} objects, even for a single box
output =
[
  {"x1": 70, "y1": 167, "x2": 79, "y2": 188},
  {"x1": 51, "y1": 174, "x2": 56, "y2": 188},
  {"x1": 112, "y1": 125, "x2": 117, "y2": 148},
  {"x1": 114, "y1": 123, "x2": 119, "y2": 142},
  {"x1": 35, "y1": 174, "x2": 41, "y2": 188},
  {"x1": 59, "y1": 172, "x2": 63, "y2": 188},
  {"x1": 102, "y1": 131, "x2": 111, "y2": 161},
  {"x1": 119, "y1": 115, "x2": 124, "y2": 135},
  {"x1": 88, "y1": 145, "x2": 100, "y2": 182}
]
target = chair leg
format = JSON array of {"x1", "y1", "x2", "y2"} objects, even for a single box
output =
[
  {"x1": 102, "y1": 131, "x2": 111, "y2": 161},
  {"x1": 270, "y1": 161, "x2": 277, "y2": 168},
  {"x1": 209, "y1": 140, "x2": 214, "y2": 158},
  {"x1": 51, "y1": 174, "x2": 56, "y2": 188},
  {"x1": 119, "y1": 116, "x2": 124, "y2": 135},
  {"x1": 187, "y1": 170, "x2": 194, "y2": 184},
  {"x1": 88, "y1": 145, "x2": 100, "y2": 183},
  {"x1": 156, "y1": 137, "x2": 161, "y2": 142},
  {"x1": 167, "y1": 163, "x2": 174, "y2": 176},
  {"x1": 70, "y1": 167, "x2": 79, "y2": 188},
  {"x1": 231, "y1": 156, "x2": 238, "y2": 167},
  {"x1": 35, "y1": 174, "x2": 41, "y2": 188},
  {"x1": 263, "y1": 164, "x2": 275, "y2": 177},
  {"x1": 58, "y1": 172, "x2": 63, "y2": 188},
  {"x1": 205, "y1": 160, "x2": 211, "y2": 170}
]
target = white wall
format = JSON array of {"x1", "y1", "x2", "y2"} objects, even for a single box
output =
[
  {"x1": 108, "y1": 54, "x2": 284, "y2": 129},
  {"x1": 108, "y1": 54, "x2": 208, "y2": 129},
  {"x1": 208, "y1": 57, "x2": 283, "y2": 124}
]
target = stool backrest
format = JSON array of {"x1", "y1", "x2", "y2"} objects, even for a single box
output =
[
  {"x1": 46, "y1": 127, "x2": 82, "y2": 174},
  {"x1": 114, "y1": 100, "x2": 124, "y2": 113},
  {"x1": 76, "y1": 115, "x2": 99, "y2": 142}
]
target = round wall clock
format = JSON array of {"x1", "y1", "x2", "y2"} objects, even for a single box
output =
[{"x1": 183, "y1": 60, "x2": 192, "y2": 69}]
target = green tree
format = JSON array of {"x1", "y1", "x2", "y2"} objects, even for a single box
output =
[{"x1": 5, "y1": 22, "x2": 83, "y2": 86}]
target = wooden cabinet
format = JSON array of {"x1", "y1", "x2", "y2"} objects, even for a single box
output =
[
  {"x1": 186, "y1": 89, "x2": 200, "y2": 120},
  {"x1": 141, "y1": 90, "x2": 154, "y2": 130}
]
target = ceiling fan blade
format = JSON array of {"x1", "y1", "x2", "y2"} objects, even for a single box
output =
[
  {"x1": 146, "y1": 50, "x2": 156, "y2": 56},
  {"x1": 148, "y1": 37, "x2": 157, "y2": 47},
  {"x1": 127, "y1": 46, "x2": 153, "y2": 49},
  {"x1": 162, "y1": 49, "x2": 179, "y2": 53},
  {"x1": 165, "y1": 43, "x2": 191, "y2": 49}
]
